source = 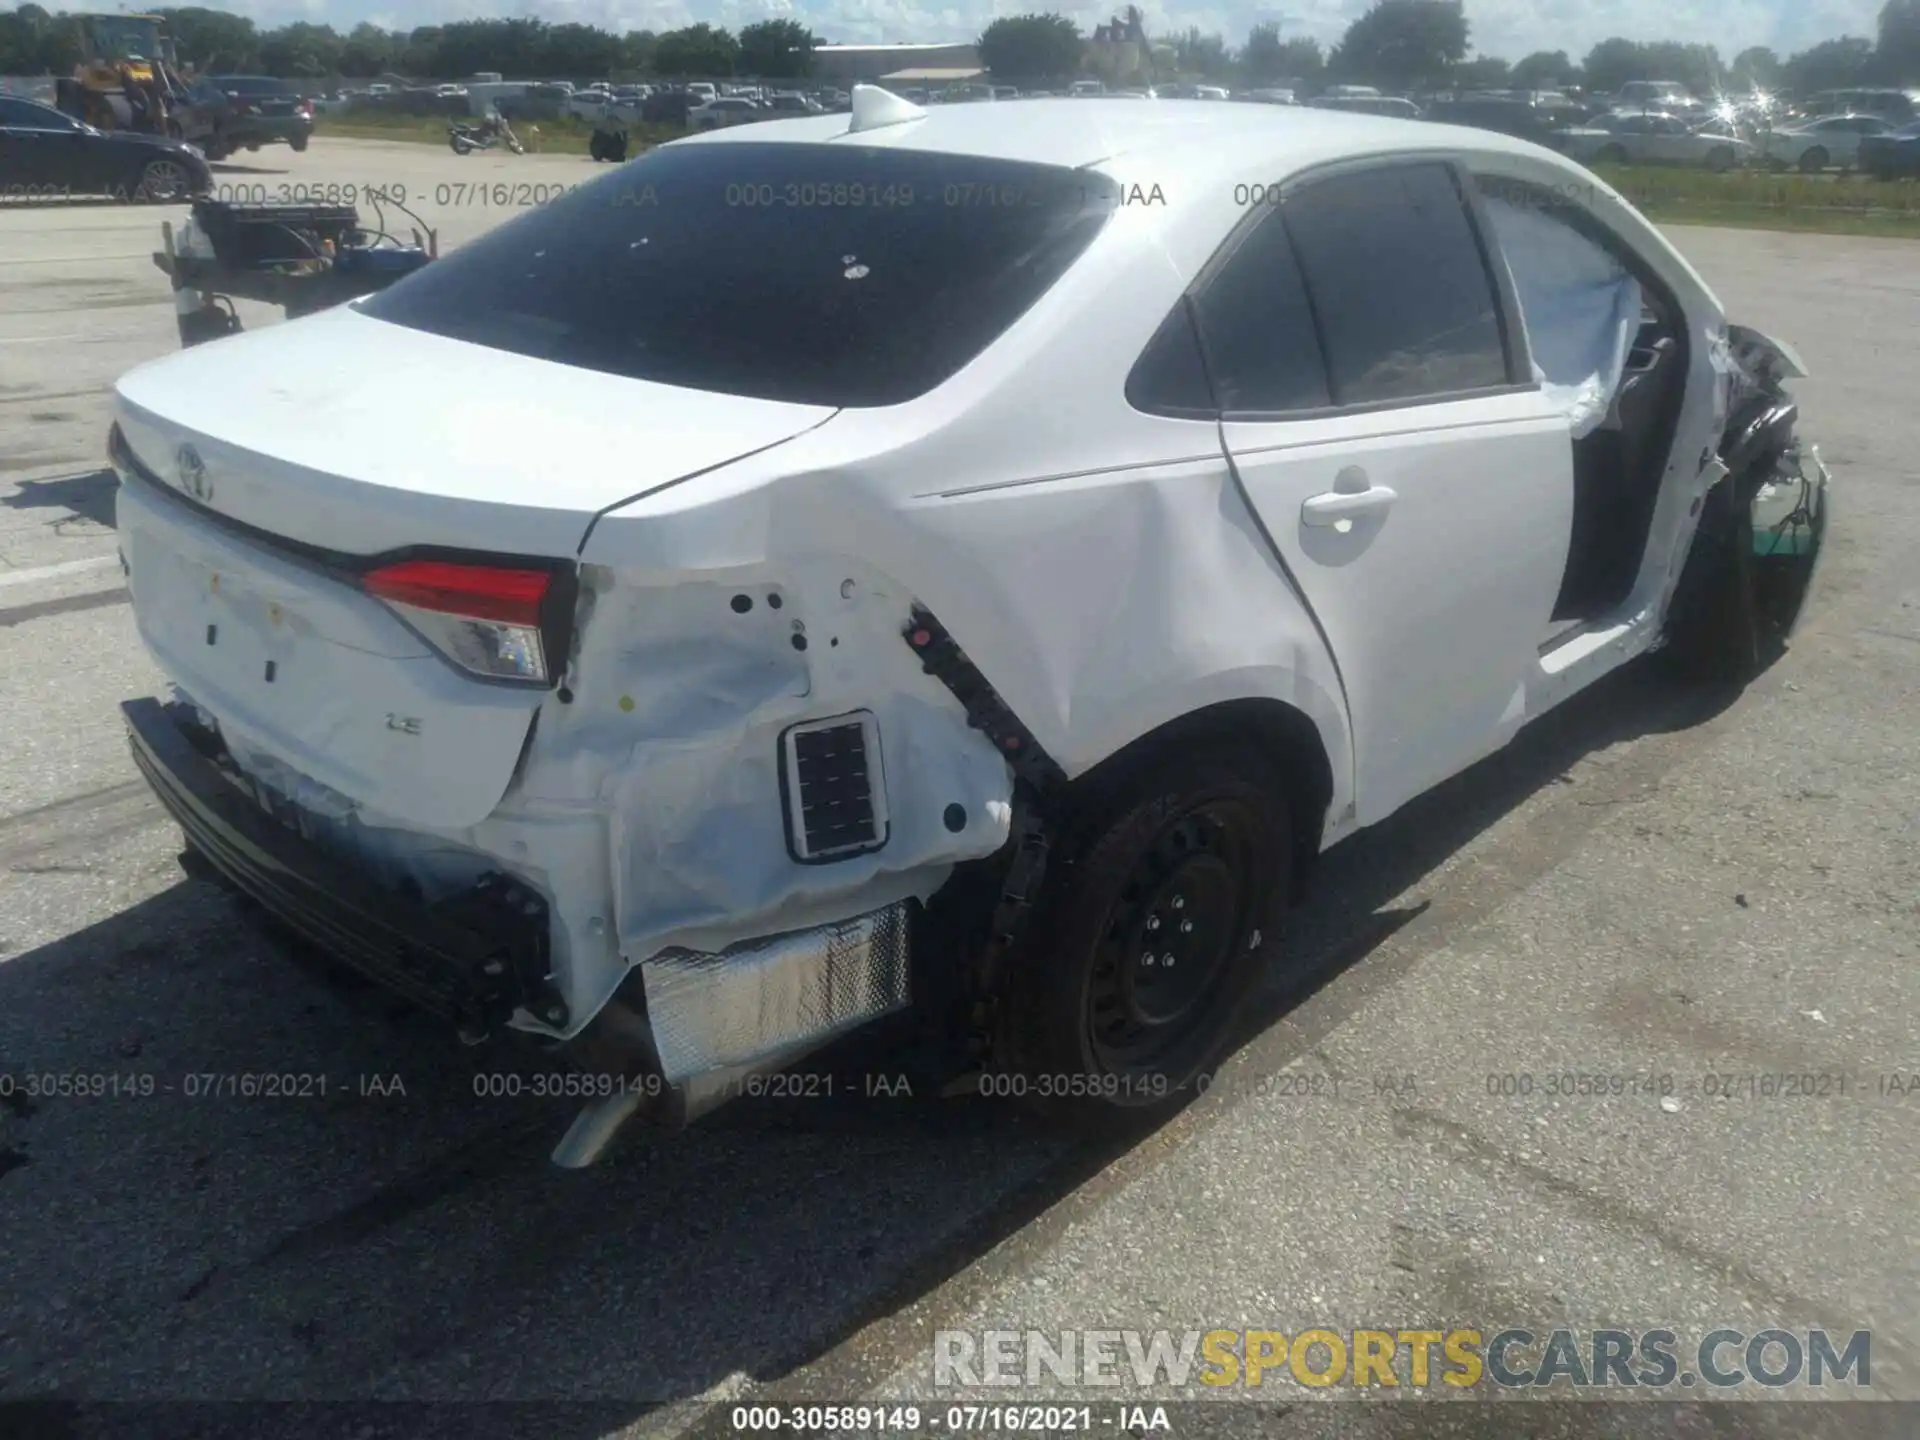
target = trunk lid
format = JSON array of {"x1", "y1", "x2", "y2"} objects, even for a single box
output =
[
  {"x1": 113, "y1": 307, "x2": 835, "y2": 830},
  {"x1": 113, "y1": 305, "x2": 836, "y2": 558}
]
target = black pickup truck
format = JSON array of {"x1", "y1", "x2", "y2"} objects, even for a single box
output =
[{"x1": 191, "y1": 75, "x2": 314, "y2": 159}]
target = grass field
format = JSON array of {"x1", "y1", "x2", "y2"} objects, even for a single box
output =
[
  {"x1": 1592, "y1": 163, "x2": 1920, "y2": 238},
  {"x1": 313, "y1": 114, "x2": 1920, "y2": 238}
]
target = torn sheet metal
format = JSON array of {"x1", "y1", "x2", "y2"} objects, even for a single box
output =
[
  {"x1": 1482, "y1": 194, "x2": 1643, "y2": 441},
  {"x1": 640, "y1": 899, "x2": 912, "y2": 1083}
]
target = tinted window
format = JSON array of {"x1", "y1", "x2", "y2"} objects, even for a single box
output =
[
  {"x1": 213, "y1": 77, "x2": 295, "y2": 96},
  {"x1": 1280, "y1": 163, "x2": 1509, "y2": 406},
  {"x1": 1190, "y1": 211, "x2": 1330, "y2": 413},
  {"x1": 0, "y1": 98, "x2": 75, "y2": 129},
  {"x1": 1126, "y1": 302, "x2": 1214, "y2": 415},
  {"x1": 360, "y1": 143, "x2": 1118, "y2": 408}
]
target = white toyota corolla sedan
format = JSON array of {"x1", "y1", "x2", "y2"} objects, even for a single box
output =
[{"x1": 108, "y1": 87, "x2": 1830, "y2": 1164}]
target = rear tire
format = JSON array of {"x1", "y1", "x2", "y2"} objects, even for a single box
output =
[
  {"x1": 991, "y1": 741, "x2": 1292, "y2": 1131},
  {"x1": 1596, "y1": 143, "x2": 1629, "y2": 164},
  {"x1": 289, "y1": 133, "x2": 308, "y2": 153},
  {"x1": 1797, "y1": 146, "x2": 1827, "y2": 173}
]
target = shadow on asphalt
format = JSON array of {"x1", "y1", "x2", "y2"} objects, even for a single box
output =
[
  {"x1": 0, "y1": 653, "x2": 1760, "y2": 1432},
  {"x1": 1, "y1": 468, "x2": 117, "y2": 529}
]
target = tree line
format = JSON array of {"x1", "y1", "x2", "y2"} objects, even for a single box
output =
[
  {"x1": 1, "y1": 0, "x2": 1917, "y2": 96},
  {"x1": 0, "y1": 8, "x2": 815, "y2": 81}
]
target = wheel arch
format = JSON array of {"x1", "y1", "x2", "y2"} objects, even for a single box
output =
[{"x1": 1064, "y1": 695, "x2": 1338, "y2": 901}]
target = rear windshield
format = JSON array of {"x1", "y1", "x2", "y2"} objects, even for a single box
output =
[
  {"x1": 215, "y1": 76, "x2": 295, "y2": 95},
  {"x1": 358, "y1": 142, "x2": 1120, "y2": 407}
]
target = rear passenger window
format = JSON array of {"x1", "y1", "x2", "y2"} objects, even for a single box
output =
[
  {"x1": 1281, "y1": 163, "x2": 1511, "y2": 406},
  {"x1": 1190, "y1": 210, "x2": 1331, "y2": 413},
  {"x1": 1126, "y1": 303, "x2": 1215, "y2": 416}
]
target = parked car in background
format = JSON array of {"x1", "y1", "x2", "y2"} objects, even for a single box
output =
[
  {"x1": 688, "y1": 96, "x2": 762, "y2": 131},
  {"x1": 1804, "y1": 87, "x2": 1920, "y2": 123},
  {"x1": 641, "y1": 90, "x2": 696, "y2": 126},
  {"x1": 1313, "y1": 94, "x2": 1423, "y2": 119},
  {"x1": 0, "y1": 94, "x2": 210, "y2": 200},
  {"x1": 1760, "y1": 113, "x2": 1893, "y2": 172},
  {"x1": 198, "y1": 75, "x2": 314, "y2": 157},
  {"x1": 1237, "y1": 88, "x2": 1297, "y2": 105},
  {"x1": 1069, "y1": 80, "x2": 1105, "y2": 96},
  {"x1": 1553, "y1": 110, "x2": 1750, "y2": 170},
  {"x1": 1615, "y1": 80, "x2": 1695, "y2": 110},
  {"x1": 1858, "y1": 117, "x2": 1920, "y2": 178},
  {"x1": 565, "y1": 86, "x2": 610, "y2": 120},
  {"x1": 1425, "y1": 93, "x2": 1584, "y2": 143},
  {"x1": 765, "y1": 92, "x2": 826, "y2": 116}
]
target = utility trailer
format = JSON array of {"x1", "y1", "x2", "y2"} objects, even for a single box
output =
[{"x1": 152, "y1": 196, "x2": 437, "y2": 349}]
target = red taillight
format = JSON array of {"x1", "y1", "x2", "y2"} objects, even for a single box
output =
[
  {"x1": 299, "y1": 101, "x2": 313, "y2": 118},
  {"x1": 361, "y1": 560, "x2": 551, "y2": 627}
]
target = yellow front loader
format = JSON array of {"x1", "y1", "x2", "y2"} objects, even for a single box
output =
[{"x1": 56, "y1": 13, "x2": 194, "y2": 136}]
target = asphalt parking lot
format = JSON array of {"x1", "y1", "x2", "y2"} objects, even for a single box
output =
[{"x1": 1, "y1": 138, "x2": 1917, "y2": 1436}]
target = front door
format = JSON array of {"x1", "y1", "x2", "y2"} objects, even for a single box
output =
[{"x1": 1191, "y1": 161, "x2": 1572, "y2": 824}]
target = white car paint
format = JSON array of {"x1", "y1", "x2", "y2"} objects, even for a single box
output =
[
  {"x1": 1762, "y1": 113, "x2": 1891, "y2": 170},
  {"x1": 1556, "y1": 112, "x2": 1751, "y2": 167},
  {"x1": 688, "y1": 97, "x2": 762, "y2": 130},
  {"x1": 112, "y1": 95, "x2": 1811, "y2": 1105}
]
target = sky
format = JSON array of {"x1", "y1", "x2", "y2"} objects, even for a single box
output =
[{"x1": 216, "y1": 0, "x2": 1893, "y2": 65}]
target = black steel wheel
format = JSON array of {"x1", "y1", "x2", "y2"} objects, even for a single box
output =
[
  {"x1": 1085, "y1": 802, "x2": 1255, "y2": 1078},
  {"x1": 993, "y1": 740, "x2": 1292, "y2": 1129}
]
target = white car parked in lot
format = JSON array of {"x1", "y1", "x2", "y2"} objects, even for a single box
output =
[
  {"x1": 688, "y1": 95, "x2": 762, "y2": 130},
  {"x1": 1760, "y1": 112, "x2": 1894, "y2": 171},
  {"x1": 108, "y1": 88, "x2": 1829, "y2": 1166},
  {"x1": 1554, "y1": 110, "x2": 1753, "y2": 170}
]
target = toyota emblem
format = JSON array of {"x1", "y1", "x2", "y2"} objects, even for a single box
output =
[{"x1": 175, "y1": 444, "x2": 211, "y2": 503}]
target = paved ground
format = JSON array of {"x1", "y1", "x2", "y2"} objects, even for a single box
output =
[{"x1": 0, "y1": 139, "x2": 1916, "y2": 1435}]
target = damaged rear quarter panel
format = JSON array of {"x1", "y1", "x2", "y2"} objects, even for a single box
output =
[
  {"x1": 513, "y1": 554, "x2": 1017, "y2": 975},
  {"x1": 554, "y1": 199, "x2": 1359, "y2": 1004}
]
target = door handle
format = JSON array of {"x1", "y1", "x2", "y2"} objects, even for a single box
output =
[{"x1": 1302, "y1": 475, "x2": 1397, "y2": 527}]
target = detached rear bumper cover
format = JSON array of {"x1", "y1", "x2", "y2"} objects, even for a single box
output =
[
  {"x1": 123, "y1": 696, "x2": 537, "y2": 1032},
  {"x1": 125, "y1": 696, "x2": 918, "y2": 1114}
]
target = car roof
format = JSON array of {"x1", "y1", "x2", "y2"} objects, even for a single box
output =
[{"x1": 683, "y1": 96, "x2": 1543, "y2": 175}]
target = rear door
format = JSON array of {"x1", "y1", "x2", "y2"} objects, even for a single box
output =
[{"x1": 1206, "y1": 160, "x2": 1572, "y2": 825}]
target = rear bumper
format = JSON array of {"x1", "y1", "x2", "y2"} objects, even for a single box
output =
[
  {"x1": 124, "y1": 694, "x2": 918, "y2": 1119},
  {"x1": 123, "y1": 696, "x2": 552, "y2": 1035}
]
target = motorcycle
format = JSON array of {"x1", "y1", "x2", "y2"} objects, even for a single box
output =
[
  {"x1": 589, "y1": 120, "x2": 629, "y2": 163},
  {"x1": 449, "y1": 116, "x2": 524, "y2": 155}
]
